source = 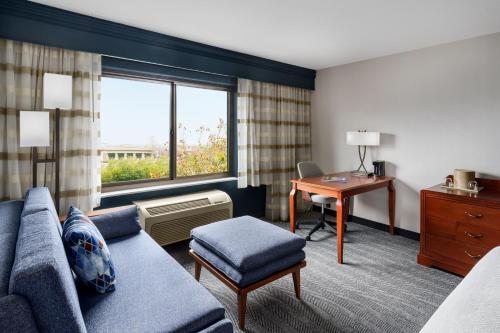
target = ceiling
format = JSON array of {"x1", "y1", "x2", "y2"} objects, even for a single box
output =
[{"x1": 31, "y1": 0, "x2": 500, "y2": 70}]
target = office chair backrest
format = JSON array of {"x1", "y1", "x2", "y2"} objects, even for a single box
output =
[{"x1": 297, "y1": 161, "x2": 324, "y2": 178}]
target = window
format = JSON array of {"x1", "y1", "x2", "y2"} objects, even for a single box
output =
[
  {"x1": 100, "y1": 75, "x2": 230, "y2": 188},
  {"x1": 176, "y1": 85, "x2": 228, "y2": 177}
]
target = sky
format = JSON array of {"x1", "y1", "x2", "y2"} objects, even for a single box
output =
[{"x1": 100, "y1": 76, "x2": 227, "y2": 147}]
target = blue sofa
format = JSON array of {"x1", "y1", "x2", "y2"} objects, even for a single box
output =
[{"x1": 0, "y1": 187, "x2": 233, "y2": 333}]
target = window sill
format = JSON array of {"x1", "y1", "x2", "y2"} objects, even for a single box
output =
[{"x1": 100, "y1": 176, "x2": 238, "y2": 198}]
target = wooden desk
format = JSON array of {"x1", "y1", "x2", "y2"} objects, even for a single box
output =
[{"x1": 289, "y1": 171, "x2": 396, "y2": 264}]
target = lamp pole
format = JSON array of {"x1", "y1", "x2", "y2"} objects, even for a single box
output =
[
  {"x1": 356, "y1": 145, "x2": 368, "y2": 174},
  {"x1": 32, "y1": 146, "x2": 38, "y2": 187},
  {"x1": 29, "y1": 109, "x2": 60, "y2": 212},
  {"x1": 55, "y1": 107, "x2": 60, "y2": 213}
]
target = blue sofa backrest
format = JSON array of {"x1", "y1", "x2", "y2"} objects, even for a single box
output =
[
  {"x1": 21, "y1": 187, "x2": 62, "y2": 234},
  {"x1": 8, "y1": 187, "x2": 87, "y2": 333},
  {"x1": 0, "y1": 200, "x2": 23, "y2": 296}
]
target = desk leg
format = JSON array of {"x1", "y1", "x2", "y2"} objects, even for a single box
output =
[
  {"x1": 289, "y1": 184, "x2": 297, "y2": 233},
  {"x1": 343, "y1": 197, "x2": 350, "y2": 225},
  {"x1": 388, "y1": 180, "x2": 395, "y2": 235},
  {"x1": 336, "y1": 197, "x2": 345, "y2": 264}
]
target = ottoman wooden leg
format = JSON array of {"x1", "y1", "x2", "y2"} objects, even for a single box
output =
[
  {"x1": 189, "y1": 250, "x2": 306, "y2": 331},
  {"x1": 194, "y1": 261, "x2": 201, "y2": 281},
  {"x1": 292, "y1": 269, "x2": 301, "y2": 299},
  {"x1": 237, "y1": 292, "x2": 247, "y2": 330}
]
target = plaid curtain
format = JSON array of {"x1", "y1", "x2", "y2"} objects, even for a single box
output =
[
  {"x1": 0, "y1": 38, "x2": 101, "y2": 213},
  {"x1": 237, "y1": 78, "x2": 312, "y2": 221}
]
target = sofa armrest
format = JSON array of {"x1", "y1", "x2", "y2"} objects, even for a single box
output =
[
  {"x1": 0, "y1": 295, "x2": 38, "y2": 333},
  {"x1": 59, "y1": 205, "x2": 136, "y2": 222},
  {"x1": 89, "y1": 205, "x2": 141, "y2": 240}
]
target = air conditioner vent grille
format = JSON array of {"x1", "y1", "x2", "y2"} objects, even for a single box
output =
[
  {"x1": 146, "y1": 198, "x2": 210, "y2": 216},
  {"x1": 150, "y1": 208, "x2": 231, "y2": 246}
]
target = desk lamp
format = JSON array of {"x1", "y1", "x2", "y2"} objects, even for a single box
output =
[{"x1": 346, "y1": 130, "x2": 380, "y2": 176}]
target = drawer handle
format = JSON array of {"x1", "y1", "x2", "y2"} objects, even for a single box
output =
[
  {"x1": 464, "y1": 251, "x2": 482, "y2": 259},
  {"x1": 464, "y1": 231, "x2": 483, "y2": 239},
  {"x1": 465, "y1": 211, "x2": 483, "y2": 218}
]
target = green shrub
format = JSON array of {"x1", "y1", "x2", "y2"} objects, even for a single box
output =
[
  {"x1": 101, "y1": 119, "x2": 228, "y2": 183},
  {"x1": 101, "y1": 157, "x2": 170, "y2": 183}
]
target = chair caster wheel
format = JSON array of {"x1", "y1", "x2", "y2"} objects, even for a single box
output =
[{"x1": 305, "y1": 236, "x2": 311, "y2": 241}]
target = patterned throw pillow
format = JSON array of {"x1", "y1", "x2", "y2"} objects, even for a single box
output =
[{"x1": 62, "y1": 207, "x2": 116, "y2": 294}]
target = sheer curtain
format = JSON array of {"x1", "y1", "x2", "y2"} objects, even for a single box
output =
[
  {"x1": 0, "y1": 38, "x2": 101, "y2": 213},
  {"x1": 237, "y1": 78, "x2": 312, "y2": 221}
]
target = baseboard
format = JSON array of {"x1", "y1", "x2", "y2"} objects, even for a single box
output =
[{"x1": 312, "y1": 206, "x2": 420, "y2": 241}]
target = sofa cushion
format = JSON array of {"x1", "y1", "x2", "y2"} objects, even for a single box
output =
[
  {"x1": 190, "y1": 239, "x2": 305, "y2": 287},
  {"x1": 9, "y1": 210, "x2": 86, "y2": 333},
  {"x1": 0, "y1": 200, "x2": 23, "y2": 296},
  {"x1": 191, "y1": 216, "x2": 306, "y2": 272},
  {"x1": 79, "y1": 231, "x2": 227, "y2": 333},
  {"x1": 89, "y1": 206, "x2": 141, "y2": 240},
  {"x1": 420, "y1": 246, "x2": 500, "y2": 333},
  {"x1": 22, "y1": 187, "x2": 62, "y2": 234},
  {"x1": 63, "y1": 207, "x2": 116, "y2": 294},
  {"x1": 0, "y1": 295, "x2": 38, "y2": 333}
]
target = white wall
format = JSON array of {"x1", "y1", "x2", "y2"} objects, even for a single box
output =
[{"x1": 312, "y1": 33, "x2": 500, "y2": 233}]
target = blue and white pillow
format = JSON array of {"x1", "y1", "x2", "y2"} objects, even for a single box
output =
[{"x1": 62, "y1": 207, "x2": 116, "y2": 294}]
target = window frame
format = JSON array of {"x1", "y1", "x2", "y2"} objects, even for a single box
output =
[{"x1": 100, "y1": 71, "x2": 233, "y2": 192}]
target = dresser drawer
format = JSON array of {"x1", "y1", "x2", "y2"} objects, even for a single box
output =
[
  {"x1": 456, "y1": 222, "x2": 500, "y2": 250},
  {"x1": 425, "y1": 214, "x2": 500, "y2": 250},
  {"x1": 426, "y1": 215, "x2": 457, "y2": 239},
  {"x1": 426, "y1": 197, "x2": 500, "y2": 226},
  {"x1": 425, "y1": 234, "x2": 486, "y2": 266},
  {"x1": 420, "y1": 184, "x2": 500, "y2": 276}
]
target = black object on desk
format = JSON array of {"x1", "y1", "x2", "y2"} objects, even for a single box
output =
[{"x1": 373, "y1": 160, "x2": 385, "y2": 176}]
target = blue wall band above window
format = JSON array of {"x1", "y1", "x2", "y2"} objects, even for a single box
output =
[
  {"x1": 0, "y1": 0, "x2": 316, "y2": 90},
  {"x1": 102, "y1": 57, "x2": 237, "y2": 88}
]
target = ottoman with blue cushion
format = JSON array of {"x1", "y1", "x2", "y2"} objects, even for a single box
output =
[{"x1": 189, "y1": 216, "x2": 307, "y2": 330}]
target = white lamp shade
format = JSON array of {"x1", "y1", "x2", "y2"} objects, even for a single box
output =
[
  {"x1": 43, "y1": 73, "x2": 73, "y2": 109},
  {"x1": 346, "y1": 131, "x2": 380, "y2": 146},
  {"x1": 19, "y1": 111, "x2": 50, "y2": 147}
]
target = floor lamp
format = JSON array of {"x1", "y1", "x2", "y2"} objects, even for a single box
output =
[
  {"x1": 20, "y1": 110, "x2": 51, "y2": 192},
  {"x1": 19, "y1": 73, "x2": 73, "y2": 213}
]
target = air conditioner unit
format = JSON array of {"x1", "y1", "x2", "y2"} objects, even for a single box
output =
[{"x1": 133, "y1": 190, "x2": 233, "y2": 246}]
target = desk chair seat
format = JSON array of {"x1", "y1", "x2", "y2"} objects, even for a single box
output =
[
  {"x1": 297, "y1": 161, "x2": 347, "y2": 241},
  {"x1": 310, "y1": 195, "x2": 335, "y2": 205}
]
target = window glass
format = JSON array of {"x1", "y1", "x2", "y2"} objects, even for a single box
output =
[
  {"x1": 100, "y1": 76, "x2": 170, "y2": 184},
  {"x1": 176, "y1": 85, "x2": 228, "y2": 177}
]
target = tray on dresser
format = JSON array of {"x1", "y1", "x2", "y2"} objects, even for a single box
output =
[{"x1": 440, "y1": 184, "x2": 484, "y2": 193}]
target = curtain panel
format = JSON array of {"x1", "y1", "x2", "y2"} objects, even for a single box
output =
[
  {"x1": 0, "y1": 38, "x2": 101, "y2": 213},
  {"x1": 237, "y1": 78, "x2": 312, "y2": 221}
]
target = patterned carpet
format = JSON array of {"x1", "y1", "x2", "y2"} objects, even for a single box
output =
[{"x1": 166, "y1": 214, "x2": 461, "y2": 333}]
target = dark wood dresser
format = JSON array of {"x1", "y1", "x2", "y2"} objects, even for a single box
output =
[{"x1": 418, "y1": 178, "x2": 500, "y2": 276}]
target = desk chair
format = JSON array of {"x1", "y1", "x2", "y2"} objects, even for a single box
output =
[{"x1": 297, "y1": 161, "x2": 338, "y2": 241}]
